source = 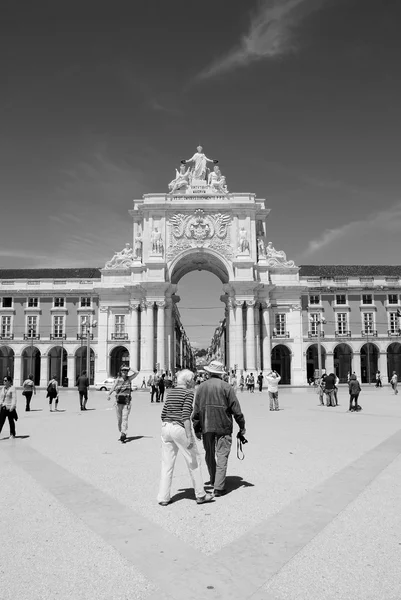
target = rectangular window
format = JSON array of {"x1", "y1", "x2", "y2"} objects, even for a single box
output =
[
  {"x1": 80, "y1": 297, "x2": 91, "y2": 307},
  {"x1": 309, "y1": 295, "x2": 320, "y2": 305},
  {"x1": 337, "y1": 313, "x2": 347, "y2": 334},
  {"x1": 115, "y1": 315, "x2": 126, "y2": 335},
  {"x1": 27, "y1": 315, "x2": 38, "y2": 337},
  {"x1": 362, "y1": 312, "x2": 374, "y2": 334},
  {"x1": 335, "y1": 294, "x2": 346, "y2": 305},
  {"x1": 389, "y1": 312, "x2": 399, "y2": 334},
  {"x1": 1, "y1": 316, "x2": 12, "y2": 337},
  {"x1": 388, "y1": 294, "x2": 398, "y2": 305},
  {"x1": 53, "y1": 316, "x2": 64, "y2": 338},
  {"x1": 2, "y1": 297, "x2": 12, "y2": 308},
  {"x1": 27, "y1": 297, "x2": 39, "y2": 308},
  {"x1": 54, "y1": 297, "x2": 65, "y2": 307},
  {"x1": 309, "y1": 313, "x2": 319, "y2": 336},
  {"x1": 362, "y1": 294, "x2": 373, "y2": 305}
]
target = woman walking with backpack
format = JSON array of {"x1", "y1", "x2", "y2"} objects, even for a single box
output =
[
  {"x1": 47, "y1": 375, "x2": 59, "y2": 411},
  {"x1": 22, "y1": 373, "x2": 36, "y2": 411}
]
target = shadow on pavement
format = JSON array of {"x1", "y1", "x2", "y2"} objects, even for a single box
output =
[
  {"x1": 125, "y1": 435, "x2": 153, "y2": 443},
  {"x1": 26, "y1": 409, "x2": 43, "y2": 412},
  {"x1": 14, "y1": 435, "x2": 30, "y2": 439},
  {"x1": 224, "y1": 476, "x2": 255, "y2": 494},
  {"x1": 170, "y1": 487, "x2": 196, "y2": 503}
]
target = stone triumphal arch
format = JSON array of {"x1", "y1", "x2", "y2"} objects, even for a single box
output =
[{"x1": 98, "y1": 146, "x2": 303, "y2": 383}]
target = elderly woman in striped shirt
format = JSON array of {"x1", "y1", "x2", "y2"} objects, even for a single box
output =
[{"x1": 157, "y1": 369, "x2": 214, "y2": 506}]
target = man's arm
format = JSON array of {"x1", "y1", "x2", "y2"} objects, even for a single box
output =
[
  {"x1": 227, "y1": 387, "x2": 246, "y2": 433},
  {"x1": 191, "y1": 392, "x2": 202, "y2": 438}
]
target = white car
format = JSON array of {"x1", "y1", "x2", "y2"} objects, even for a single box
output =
[{"x1": 95, "y1": 378, "x2": 116, "y2": 391}]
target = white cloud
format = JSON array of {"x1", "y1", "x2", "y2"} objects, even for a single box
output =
[
  {"x1": 301, "y1": 203, "x2": 401, "y2": 262},
  {"x1": 197, "y1": 0, "x2": 325, "y2": 80}
]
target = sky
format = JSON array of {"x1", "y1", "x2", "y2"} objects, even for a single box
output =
[{"x1": 1, "y1": 0, "x2": 401, "y2": 348}]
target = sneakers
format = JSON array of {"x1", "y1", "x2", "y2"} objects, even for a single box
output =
[
  {"x1": 159, "y1": 500, "x2": 171, "y2": 506},
  {"x1": 212, "y1": 489, "x2": 227, "y2": 498},
  {"x1": 120, "y1": 433, "x2": 127, "y2": 443},
  {"x1": 196, "y1": 493, "x2": 214, "y2": 504}
]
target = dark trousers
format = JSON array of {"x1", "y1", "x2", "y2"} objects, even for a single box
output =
[
  {"x1": 0, "y1": 407, "x2": 16, "y2": 436},
  {"x1": 349, "y1": 393, "x2": 359, "y2": 410},
  {"x1": 151, "y1": 385, "x2": 159, "y2": 402},
  {"x1": 202, "y1": 433, "x2": 232, "y2": 491},
  {"x1": 376, "y1": 380, "x2": 382, "y2": 387},
  {"x1": 79, "y1": 390, "x2": 88, "y2": 408},
  {"x1": 158, "y1": 387, "x2": 165, "y2": 402},
  {"x1": 24, "y1": 391, "x2": 33, "y2": 411}
]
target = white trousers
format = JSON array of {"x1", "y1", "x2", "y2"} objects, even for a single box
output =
[{"x1": 157, "y1": 422, "x2": 206, "y2": 503}]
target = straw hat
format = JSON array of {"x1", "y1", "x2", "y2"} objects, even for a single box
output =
[{"x1": 204, "y1": 360, "x2": 226, "y2": 375}]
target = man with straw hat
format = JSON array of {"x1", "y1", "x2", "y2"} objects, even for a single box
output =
[{"x1": 192, "y1": 360, "x2": 246, "y2": 497}]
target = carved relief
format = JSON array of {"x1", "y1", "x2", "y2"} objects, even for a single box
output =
[
  {"x1": 104, "y1": 243, "x2": 133, "y2": 269},
  {"x1": 167, "y1": 209, "x2": 232, "y2": 261}
]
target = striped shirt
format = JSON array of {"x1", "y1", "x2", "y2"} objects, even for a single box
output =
[{"x1": 161, "y1": 388, "x2": 194, "y2": 428}]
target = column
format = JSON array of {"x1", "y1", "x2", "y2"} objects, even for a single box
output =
[
  {"x1": 129, "y1": 301, "x2": 140, "y2": 371},
  {"x1": 40, "y1": 355, "x2": 48, "y2": 387},
  {"x1": 261, "y1": 303, "x2": 271, "y2": 372},
  {"x1": 139, "y1": 300, "x2": 146, "y2": 372},
  {"x1": 246, "y1": 300, "x2": 256, "y2": 371},
  {"x1": 156, "y1": 301, "x2": 166, "y2": 372},
  {"x1": 179, "y1": 328, "x2": 184, "y2": 369},
  {"x1": 228, "y1": 298, "x2": 236, "y2": 370},
  {"x1": 145, "y1": 301, "x2": 155, "y2": 371},
  {"x1": 96, "y1": 305, "x2": 109, "y2": 380},
  {"x1": 165, "y1": 299, "x2": 173, "y2": 375},
  {"x1": 353, "y1": 351, "x2": 361, "y2": 379},
  {"x1": 255, "y1": 303, "x2": 261, "y2": 371},
  {"x1": 326, "y1": 351, "x2": 335, "y2": 375},
  {"x1": 378, "y1": 352, "x2": 387, "y2": 383},
  {"x1": 67, "y1": 355, "x2": 75, "y2": 386},
  {"x1": 235, "y1": 300, "x2": 244, "y2": 371},
  {"x1": 14, "y1": 353, "x2": 22, "y2": 386}
]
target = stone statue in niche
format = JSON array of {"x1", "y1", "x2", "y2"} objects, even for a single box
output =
[
  {"x1": 238, "y1": 227, "x2": 250, "y2": 254},
  {"x1": 257, "y1": 234, "x2": 266, "y2": 258},
  {"x1": 182, "y1": 145, "x2": 217, "y2": 181},
  {"x1": 168, "y1": 164, "x2": 191, "y2": 194},
  {"x1": 104, "y1": 243, "x2": 133, "y2": 269},
  {"x1": 133, "y1": 231, "x2": 143, "y2": 260},
  {"x1": 151, "y1": 227, "x2": 163, "y2": 254},
  {"x1": 208, "y1": 165, "x2": 228, "y2": 193}
]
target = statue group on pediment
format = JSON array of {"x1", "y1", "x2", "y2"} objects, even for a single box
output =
[{"x1": 168, "y1": 145, "x2": 228, "y2": 194}]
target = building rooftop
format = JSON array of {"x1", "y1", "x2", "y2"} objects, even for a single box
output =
[
  {"x1": 0, "y1": 268, "x2": 102, "y2": 280},
  {"x1": 299, "y1": 265, "x2": 401, "y2": 278}
]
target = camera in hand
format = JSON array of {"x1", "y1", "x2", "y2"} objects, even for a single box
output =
[{"x1": 237, "y1": 432, "x2": 248, "y2": 445}]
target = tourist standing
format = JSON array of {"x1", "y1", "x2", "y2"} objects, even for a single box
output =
[
  {"x1": 76, "y1": 370, "x2": 90, "y2": 411},
  {"x1": 324, "y1": 373, "x2": 337, "y2": 407},
  {"x1": 157, "y1": 369, "x2": 214, "y2": 506},
  {"x1": 107, "y1": 365, "x2": 138, "y2": 443},
  {"x1": 266, "y1": 370, "x2": 281, "y2": 411},
  {"x1": 333, "y1": 374, "x2": 340, "y2": 406},
  {"x1": 141, "y1": 377, "x2": 146, "y2": 389},
  {"x1": 22, "y1": 373, "x2": 36, "y2": 411},
  {"x1": 229, "y1": 370, "x2": 237, "y2": 393},
  {"x1": 390, "y1": 371, "x2": 398, "y2": 395},
  {"x1": 317, "y1": 376, "x2": 325, "y2": 406},
  {"x1": 47, "y1": 375, "x2": 59, "y2": 411},
  {"x1": 248, "y1": 373, "x2": 255, "y2": 393},
  {"x1": 158, "y1": 373, "x2": 166, "y2": 403},
  {"x1": 0, "y1": 376, "x2": 17, "y2": 438},
  {"x1": 150, "y1": 369, "x2": 160, "y2": 403},
  {"x1": 375, "y1": 371, "x2": 382, "y2": 388},
  {"x1": 257, "y1": 372, "x2": 264, "y2": 392},
  {"x1": 192, "y1": 360, "x2": 246, "y2": 497},
  {"x1": 348, "y1": 374, "x2": 361, "y2": 411},
  {"x1": 239, "y1": 374, "x2": 244, "y2": 392}
]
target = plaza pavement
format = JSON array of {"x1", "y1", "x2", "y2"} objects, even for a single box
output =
[{"x1": 1, "y1": 384, "x2": 401, "y2": 600}]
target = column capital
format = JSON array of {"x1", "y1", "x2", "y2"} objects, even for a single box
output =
[
  {"x1": 246, "y1": 299, "x2": 256, "y2": 307},
  {"x1": 129, "y1": 300, "x2": 140, "y2": 310},
  {"x1": 139, "y1": 299, "x2": 147, "y2": 311},
  {"x1": 227, "y1": 298, "x2": 236, "y2": 310},
  {"x1": 235, "y1": 300, "x2": 244, "y2": 308},
  {"x1": 145, "y1": 300, "x2": 154, "y2": 309},
  {"x1": 156, "y1": 300, "x2": 166, "y2": 308}
]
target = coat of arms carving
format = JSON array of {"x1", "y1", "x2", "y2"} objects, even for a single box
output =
[{"x1": 167, "y1": 209, "x2": 232, "y2": 260}]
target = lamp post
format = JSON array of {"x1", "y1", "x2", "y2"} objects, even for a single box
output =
[
  {"x1": 310, "y1": 314, "x2": 326, "y2": 379},
  {"x1": 60, "y1": 335, "x2": 64, "y2": 387},
  {"x1": 83, "y1": 318, "x2": 97, "y2": 384},
  {"x1": 29, "y1": 328, "x2": 34, "y2": 377}
]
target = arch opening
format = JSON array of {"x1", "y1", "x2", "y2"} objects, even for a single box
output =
[
  {"x1": 75, "y1": 347, "x2": 96, "y2": 384},
  {"x1": 0, "y1": 346, "x2": 14, "y2": 380},
  {"x1": 170, "y1": 249, "x2": 230, "y2": 285},
  {"x1": 48, "y1": 346, "x2": 68, "y2": 385},
  {"x1": 387, "y1": 342, "x2": 401, "y2": 380},
  {"x1": 333, "y1": 343, "x2": 353, "y2": 383},
  {"x1": 271, "y1": 345, "x2": 291, "y2": 385},
  {"x1": 306, "y1": 344, "x2": 326, "y2": 381},
  {"x1": 360, "y1": 343, "x2": 379, "y2": 384},
  {"x1": 21, "y1": 346, "x2": 41, "y2": 385},
  {"x1": 109, "y1": 346, "x2": 129, "y2": 377}
]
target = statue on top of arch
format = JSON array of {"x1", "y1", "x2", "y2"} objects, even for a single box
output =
[
  {"x1": 104, "y1": 243, "x2": 134, "y2": 270},
  {"x1": 168, "y1": 145, "x2": 228, "y2": 194}
]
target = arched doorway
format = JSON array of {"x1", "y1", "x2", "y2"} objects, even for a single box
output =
[
  {"x1": 110, "y1": 346, "x2": 129, "y2": 377},
  {"x1": 48, "y1": 346, "x2": 68, "y2": 385},
  {"x1": 271, "y1": 345, "x2": 291, "y2": 384},
  {"x1": 0, "y1": 346, "x2": 14, "y2": 380},
  {"x1": 306, "y1": 344, "x2": 326, "y2": 381},
  {"x1": 333, "y1": 343, "x2": 353, "y2": 383},
  {"x1": 387, "y1": 342, "x2": 401, "y2": 380},
  {"x1": 360, "y1": 343, "x2": 379, "y2": 383},
  {"x1": 21, "y1": 346, "x2": 41, "y2": 385},
  {"x1": 75, "y1": 347, "x2": 95, "y2": 384}
]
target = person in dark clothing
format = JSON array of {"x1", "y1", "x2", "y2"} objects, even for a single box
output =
[
  {"x1": 375, "y1": 371, "x2": 382, "y2": 388},
  {"x1": 192, "y1": 360, "x2": 246, "y2": 497},
  {"x1": 257, "y1": 372, "x2": 264, "y2": 392},
  {"x1": 76, "y1": 370, "x2": 90, "y2": 411},
  {"x1": 150, "y1": 369, "x2": 160, "y2": 403},
  {"x1": 324, "y1": 373, "x2": 337, "y2": 407},
  {"x1": 348, "y1": 374, "x2": 361, "y2": 411},
  {"x1": 158, "y1": 373, "x2": 166, "y2": 403}
]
